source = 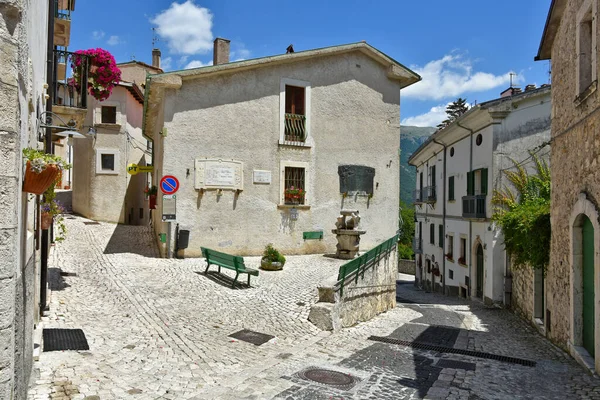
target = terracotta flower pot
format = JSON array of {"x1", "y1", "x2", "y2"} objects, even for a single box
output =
[
  {"x1": 22, "y1": 161, "x2": 60, "y2": 195},
  {"x1": 41, "y1": 212, "x2": 53, "y2": 230},
  {"x1": 149, "y1": 194, "x2": 157, "y2": 210}
]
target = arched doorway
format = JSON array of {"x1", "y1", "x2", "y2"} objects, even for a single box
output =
[
  {"x1": 582, "y1": 215, "x2": 595, "y2": 357},
  {"x1": 476, "y1": 244, "x2": 484, "y2": 298}
]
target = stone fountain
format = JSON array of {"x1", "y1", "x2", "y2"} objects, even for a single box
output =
[{"x1": 332, "y1": 210, "x2": 366, "y2": 259}]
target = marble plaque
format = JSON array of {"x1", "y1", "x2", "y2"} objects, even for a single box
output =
[
  {"x1": 195, "y1": 159, "x2": 244, "y2": 191},
  {"x1": 253, "y1": 170, "x2": 271, "y2": 184}
]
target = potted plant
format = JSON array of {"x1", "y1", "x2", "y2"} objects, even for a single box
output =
[
  {"x1": 260, "y1": 243, "x2": 286, "y2": 271},
  {"x1": 40, "y1": 184, "x2": 68, "y2": 241},
  {"x1": 284, "y1": 186, "x2": 305, "y2": 205},
  {"x1": 458, "y1": 257, "x2": 466, "y2": 266},
  {"x1": 146, "y1": 185, "x2": 158, "y2": 209},
  {"x1": 70, "y1": 48, "x2": 121, "y2": 101},
  {"x1": 22, "y1": 148, "x2": 71, "y2": 195}
]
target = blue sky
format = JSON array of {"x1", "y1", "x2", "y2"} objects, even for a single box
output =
[{"x1": 69, "y1": 0, "x2": 552, "y2": 128}]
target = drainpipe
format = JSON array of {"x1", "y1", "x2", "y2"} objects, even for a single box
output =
[
  {"x1": 457, "y1": 120, "x2": 474, "y2": 298},
  {"x1": 40, "y1": 0, "x2": 55, "y2": 314},
  {"x1": 432, "y1": 138, "x2": 447, "y2": 295}
]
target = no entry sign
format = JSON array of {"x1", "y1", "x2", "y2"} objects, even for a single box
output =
[{"x1": 160, "y1": 175, "x2": 180, "y2": 195}]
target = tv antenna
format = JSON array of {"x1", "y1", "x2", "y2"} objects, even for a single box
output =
[
  {"x1": 152, "y1": 27, "x2": 159, "y2": 48},
  {"x1": 130, "y1": 53, "x2": 136, "y2": 61},
  {"x1": 509, "y1": 72, "x2": 517, "y2": 88}
]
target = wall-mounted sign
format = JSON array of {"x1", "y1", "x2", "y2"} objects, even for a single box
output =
[
  {"x1": 162, "y1": 194, "x2": 176, "y2": 221},
  {"x1": 338, "y1": 165, "x2": 375, "y2": 195},
  {"x1": 160, "y1": 175, "x2": 180, "y2": 195},
  {"x1": 194, "y1": 159, "x2": 243, "y2": 191},
  {"x1": 127, "y1": 164, "x2": 153, "y2": 175},
  {"x1": 253, "y1": 170, "x2": 271, "y2": 184}
]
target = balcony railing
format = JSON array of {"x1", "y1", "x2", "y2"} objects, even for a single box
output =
[
  {"x1": 413, "y1": 237, "x2": 423, "y2": 254},
  {"x1": 413, "y1": 189, "x2": 423, "y2": 204},
  {"x1": 284, "y1": 113, "x2": 306, "y2": 142},
  {"x1": 423, "y1": 186, "x2": 436, "y2": 203},
  {"x1": 53, "y1": 49, "x2": 88, "y2": 109},
  {"x1": 462, "y1": 195, "x2": 487, "y2": 219}
]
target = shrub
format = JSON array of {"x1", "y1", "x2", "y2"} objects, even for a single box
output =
[{"x1": 263, "y1": 243, "x2": 286, "y2": 265}]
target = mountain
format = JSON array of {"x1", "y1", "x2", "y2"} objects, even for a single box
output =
[{"x1": 400, "y1": 125, "x2": 436, "y2": 205}]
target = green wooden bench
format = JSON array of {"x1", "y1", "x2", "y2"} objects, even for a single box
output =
[{"x1": 201, "y1": 247, "x2": 259, "y2": 288}]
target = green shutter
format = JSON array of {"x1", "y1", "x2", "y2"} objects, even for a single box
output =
[
  {"x1": 467, "y1": 171, "x2": 473, "y2": 195},
  {"x1": 481, "y1": 168, "x2": 488, "y2": 195},
  {"x1": 449, "y1": 176, "x2": 455, "y2": 201}
]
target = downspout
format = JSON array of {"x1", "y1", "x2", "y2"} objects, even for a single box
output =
[
  {"x1": 40, "y1": 0, "x2": 55, "y2": 314},
  {"x1": 457, "y1": 120, "x2": 474, "y2": 298},
  {"x1": 432, "y1": 138, "x2": 447, "y2": 294}
]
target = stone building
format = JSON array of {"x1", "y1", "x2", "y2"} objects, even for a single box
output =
[
  {"x1": 144, "y1": 40, "x2": 420, "y2": 257},
  {"x1": 408, "y1": 86, "x2": 551, "y2": 311},
  {"x1": 536, "y1": 0, "x2": 600, "y2": 373},
  {"x1": 72, "y1": 59, "x2": 161, "y2": 225},
  {"x1": 0, "y1": 0, "x2": 78, "y2": 397}
]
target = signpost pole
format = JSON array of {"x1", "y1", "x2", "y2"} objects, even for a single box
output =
[{"x1": 167, "y1": 221, "x2": 172, "y2": 259}]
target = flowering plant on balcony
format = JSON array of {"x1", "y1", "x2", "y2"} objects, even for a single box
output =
[
  {"x1": 445, "y1": 253, "x2": 454, "y2": 261},
  {"x1": 458, "y1": 257, "x2": 466, "y2": 265},
  {"x1": 284, "y1": 186, "x2": 305, "y2": 198},
  {"x1": 71, "y1": 48, "x2": 121, "y2": 101}
]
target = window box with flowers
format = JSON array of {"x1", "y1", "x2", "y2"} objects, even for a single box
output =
[
  {"x1": 445, "y1": 253, "x2": 454, "y2": 262},
  {"x1": 70, "y1": 48, "x2": 121, "y2": 102},
  {"x1": 458, "y1": 257, "x2": 467, "y2": 266},
  {"x1": 284, "y1": 186, "x2": 306, "y2": 205}
]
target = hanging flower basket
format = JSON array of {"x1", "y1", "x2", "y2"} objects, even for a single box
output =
[
  {"x1": 23, "y1": 161, "x2": 60, "y2": 195},
  {"x1": 71, "y1": 48, "x2": 121, "y2": 102},
  {"x1": 40, "y1": 212, "x2": 53, "y2": 230}
]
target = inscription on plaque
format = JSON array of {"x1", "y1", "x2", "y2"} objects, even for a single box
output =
[
  {"x1": 253, "y1": 170, "x2": 271, "y2": 184},
  {"x1": 338, "y1": 165, "x2": 375, "y2": 195},
  {"x1": 195, "y1": 159, "x2": 244, "y2": 191}
]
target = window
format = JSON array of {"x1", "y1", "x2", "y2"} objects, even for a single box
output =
[
  {"x1": 449, "y1": 176, "x2": 455, "y2": 201},
  {"x1": 430, "y1": 223, "x2": 435, "y2": 244},
  {"x1": 476, "y1": 134, "x2": 483, "y2": 146},
  {"x1": 459, "y1": 237, "x2": 467, "y2": 265},
  {"x1": 449, "y1": 269, "x2": 454, "y2": 280},
  {"x1": 467, "y1": 168, "x2": 488, "y2": 195},
  {"x1": 101, "y1": 106, "x2": 117, "y2": 124},
  {"x1": 450, "y1": 147, "x2": 455, "y2": 157},
  {"x1": 438, "y1": 225, "x2": 443, "y2": 248},
  {"x1": 429, "y1": 165, "x2": 436, "y2": 187},
  {"x1": 95, "y1": 148, "x2": 119, "y2": 175},
  {"x1": 577, "y1": 1, "x2": 597, "y2": 95},
  {"x1": 280, "y1": 78, "x2": 311, "y2": 145},
  {"x1": 280, "y1": 161, "x2": 309, "y2": 205},
  {"x1": 447, "y1": 235, "x2": 454, "y2": 259}
]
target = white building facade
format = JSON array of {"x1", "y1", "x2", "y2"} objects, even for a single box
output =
[{"x1": 409, "y1": 86, "x2": 551, "y2": 306}]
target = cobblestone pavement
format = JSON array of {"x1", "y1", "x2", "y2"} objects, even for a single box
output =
[{"x1": 28, "y1": 217, "x2": 600, "y2": 399}]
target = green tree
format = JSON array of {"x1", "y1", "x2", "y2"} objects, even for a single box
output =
[
  {"x1": 437, "y1": 98, "x2": 469, "y2": 130},
  {"x1": 492, "y1": 153, "x2": 551, "y2": 271},
  {"x1": 398, "y1": 201, "x2": 415, "y2": 260}
]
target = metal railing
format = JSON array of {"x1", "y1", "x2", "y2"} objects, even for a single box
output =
[
  {"x1": 462, "y1": 195, "x2": 486, "y2": 219},
  {"x1": 413, "y1": 237, "x2": 423, "y2": 254},
  {"x1": 52, "y1": 49, "x2": 88, "y2": 109},
  {"x1": 423, "y1": 186, "x2": 436, "y2": 203},
  {"x1": 413, "y1": 189, "x2": 423, "y2": 204},
  {"x1": 55, "y1": 0, "x2": 72, "y2": 20},
  {"x1": 335, "y1": 235, "x2": 398, "y2": 297},
  {"x1": 284, "y1": 113, "x2": 306, "y2": 142}
]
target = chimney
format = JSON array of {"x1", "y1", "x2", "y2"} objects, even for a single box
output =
[
  {"x1": 525, "y1": 84, "x2": 537, "y2": 92},
  {"x1": 213, "y1": 38, "x2": 230, "y2": 65},
  {"x1": 152, "y1": 48, "x2": 161, "y2": 68}
]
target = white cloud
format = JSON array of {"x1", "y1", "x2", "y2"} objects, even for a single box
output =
[
  {"x1": 402, "y1": 54, "x2": 521, "y2": 101},
  {"x1": 401, "y1": 104, "x2": 449, "y2": 127},
  {"x1": 231, "y1": 45, "x2": 251, "y2": 61},
  {"x1": 161, "y1": 57, "x2": 172, "y2": 71},
  {"x1": 151, "y1": 1, "x2": 213, "y2": 55},
  {"x1": 107, "y1": 35, "x2": 120, "y2": 46},
  {"x1": 184, "y1": 59, "x2": 213, "y2": 69},
  {"x1": 92, "y1": 30, "x2": 105, "y2": 40}
]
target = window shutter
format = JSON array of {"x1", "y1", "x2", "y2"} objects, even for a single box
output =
[
  {"x1": 430, "y1": 224, "x2": 435, "y2": 244},
  {"x1": 449, "y1": 176, "x2": 455, "y2": 201},
  {"x1": 481, "y1": 168, "x2": 488, "y2": 195},
  {"x1": 467, "y1": 171, "x2": 473, "y2": 195},
  {"x1": 431, "y1": 166, "x2": 436, "y2": 187},
  {"x1": 439, "y1": 225, "x2": 443, "y2": 248}
]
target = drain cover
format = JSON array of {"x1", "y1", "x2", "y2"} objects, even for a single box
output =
[
  {"x1": 296, "y1": 367, "x2": 359, "y2": 390},
  {"x1": 83, "y1": 221, "x2": 100, "y2": 225},
  {"x1": 436, "y1": 359, "x2": 476, "y2": 371},
  {"x1": 229, "y1": 329, "x2": 274, "y2": 346},
  {"x1": 43, "y1": 329, "x2": 89, "y2": 352}
]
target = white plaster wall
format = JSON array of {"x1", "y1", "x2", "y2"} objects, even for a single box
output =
[
  {"x1": 445, "y1": 219, "x2": 470, "y2": 289},
  {"x1": 446, "y1": 136, "x2": 471, "y2": 217},
  {"x1": 155, "y1": 52, "x2": 402, "y2": 256}
]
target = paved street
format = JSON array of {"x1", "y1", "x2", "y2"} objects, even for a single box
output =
[{"x1": 29, "y1": 216, "x2": 600, "y2": 399}]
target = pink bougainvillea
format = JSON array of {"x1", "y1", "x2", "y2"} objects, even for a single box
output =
[{"x1": 71, "y1": 48, "x2": 121, "y2": 101}]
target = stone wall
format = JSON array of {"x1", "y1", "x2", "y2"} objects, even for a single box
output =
[
  {"x1": 510, "y1": 267, "x2": 534, "y2": 322},
  {"x1": 398, "y1": 259, "x2": 415, "y2": 275},
  {"x1": 547, "y1": 0, "x2": 600, "y2": 351},
  {"x1": 308, "y1": 250, "x2": 397, "y2": 331}
]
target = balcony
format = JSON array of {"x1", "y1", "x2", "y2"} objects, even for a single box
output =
[
  {"x1": 462, "y1": 195, "x2": 487, "y2": 219},
  {"x1": 414, "y1": 186, "x2": 437, "y2": 204},
  {"x1": 52, "y1": 49, "x2": 89, "y2": 130},
  {"x1": 53, "y1": 0, "x2": 73, "y2": 47},
  {"x1": 413, "y1": 238, "x2": 423, "y2": 254},
  {"x1": 284, "y1": 113, "x2": 306, "y2": 143}
]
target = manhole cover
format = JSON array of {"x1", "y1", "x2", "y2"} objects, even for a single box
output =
[
  {"x1": 43, "y1": 329, "x2": 89, "y2": 352},
  {"x1": 83, "y1": 221, "x2": 100, "y2": 225},
  {"x1": 229, "y1": 329, "x2": 274, "y2": 346},
  {"x1": 436, "y1": 359, "x2": 476, "y2": 371},
  {"x1": 296, "y1": 367, "x2": 359, "y2": 390}
]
